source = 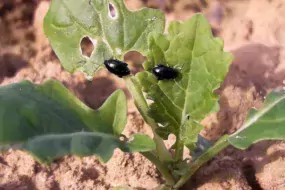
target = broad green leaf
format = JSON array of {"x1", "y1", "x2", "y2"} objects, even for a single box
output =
[
  {"x1": 0, "y1": 80, "x2": 154, "y2": 163},
  {"x1": 136, "y1": 14, "x2": 233, "y2": 149},
  {"x1": 0, "y1": 79, "x2": 127, "y2": 138},
  {"x1": 44, "y1": 0, "x2": 165, "y2": 77},
  {"x1": 24, "y1": 132, "x2": 125, "y2": 163},
  {"x1": 23, "y1": 132, "x2": 155, "y2": 164},
  {"x1": 229, "y1": 89, "x2": 285, "y2": 149}
]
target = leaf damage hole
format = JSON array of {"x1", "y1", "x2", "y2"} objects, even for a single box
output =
[
  {"x1": 80, "y1": 37, "x2": 95, "y2": 58},
  {"x1": 108, "y1": 3, "x2": 117, "y2": 19},
  {"x1": 124, "y1": 51, "x2": 146, "y2": 74}
]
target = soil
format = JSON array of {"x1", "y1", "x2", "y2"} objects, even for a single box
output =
[{"x1": 1, "y1": 0, "x2": 285, "y2": 189}]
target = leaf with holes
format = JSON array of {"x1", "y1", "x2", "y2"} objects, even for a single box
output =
[
  {"x1": 228, "y1": 89, "x2": 285, "y2": 149},
  {"x1": 136, "y1": 14, "x2": 233, "y2": 151},
  {"x1": 44, "y1": 0, "x2": 165, "y2": 77},
  {"x1": 0, "y1": 80, "x2": 155, "y2": 163}
]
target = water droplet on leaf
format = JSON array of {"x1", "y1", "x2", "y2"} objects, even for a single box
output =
[
  {"x1": 158, "y1": 123, "x2": 164, "y2": 128},
  {"x1": 85, "y1": 75, "x2": 94, "y2": 81},
  {"x1": 146, "y1": 17, "x2": 157, "y2": 22},
  {"x1": 235, "y1": 136, "x2": 246, "y2": 139}
]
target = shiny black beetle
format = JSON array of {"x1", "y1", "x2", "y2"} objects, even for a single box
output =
[
  {"x1": 104, "y1": 59, "x2": 130, "y2": 78},
  {"x1": 152, "y1": 64, "x2": 179, "y2": 80}
]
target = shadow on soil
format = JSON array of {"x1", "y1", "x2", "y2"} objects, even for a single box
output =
[
  {"x1": 0, "y1": 175, "x2": 38, "y2": 190},
  {"x1": 183, "y1": 43, "x2": 285, "y2": 189},
  {"x1": 205, "y1": 43, "x2": 285, "y2": 139},
  {"x1": 0, "y1": 54, "x2": 29, "y2": 83}
]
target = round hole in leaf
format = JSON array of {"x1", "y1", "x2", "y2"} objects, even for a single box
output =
[
  {"x1": 108, "y1": 3, "x2": 117, "y2": 19},
  {"x1": 123, "y1": 51, "x2": 146, "y2": 74},
  {"x1": 80, "y1": 37, "x2": 95, "y2": 58}
]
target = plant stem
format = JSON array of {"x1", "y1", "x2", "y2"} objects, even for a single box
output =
[
  {"x1": 142, "y1": 152, "x2": 175, "y2": 186},
  {"x1": 124, "y1": 76, "x2": 172, "y2": 162},
  {"x1": 173, "y1": 135, "x2": 230, "y2": 189},
  {"x1": 174, "y1": 137, "x2": 183, "y2": 161},
  {"x1": 174, "y1": 116, "x2": 187, "y2": 161}
]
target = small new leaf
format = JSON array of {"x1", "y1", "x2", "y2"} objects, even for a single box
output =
[{"x1": 180, "y1": 118, "x2": 203, "y2": 150}]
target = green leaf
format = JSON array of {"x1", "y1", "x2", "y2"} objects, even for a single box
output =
[
  {"x1": 126, "y1": 133, "x2": 156, "y2": 152},
  {"x1": 23, "y1": 132, "x2": 155, "y2": 164},
  {"x1": 8, "y1": 79, "x2": 127, "y2": 137},
  {"x1": 0, "y1": 80, "x2": 154, "y2": 163},
  {"x1": 228, "y1": 89, "x2": 285, "y2": 149},
  {"x1": 44, "y1": 0, "x2": 165, "y2": 77},
  {"x1": 180, "y1": 119, "x2": 203, "y2": 150},
  {"x1": 136, "y1": 14, "x2": 233, "y2": 147},
  {"x1": 24, "y1": 132, "x2": 125, "y2": 163},
  {"x1": 96, "y1": 87, "x2": 127, "y2": 136}
]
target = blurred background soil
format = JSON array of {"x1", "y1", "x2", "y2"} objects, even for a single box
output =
[{"x1": 1, "y1": 0, "x2": 285, "y2": 189}]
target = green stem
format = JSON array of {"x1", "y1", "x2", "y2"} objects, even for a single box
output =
[
  {"x1": 174, "y1": 137, "x2": 183, "y2": 161},
  {"x1": 173, "y1": 135, "x2": 230, "y2": 189},
  {"x1": 142, "y1": 152, "x2": 175, "y2": 186},
  {"x1": 174, "y1": 116, "x2": 188, "y2": 162},
  {"x1": 124, "y1": 76, "x2": 172, "y2": 162}
]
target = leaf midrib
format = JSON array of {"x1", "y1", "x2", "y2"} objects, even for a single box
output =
[
  {"x1": 232, "y1": 93, "x2": 285, "y2": 136},
  {"x1": 181, "y1": 16, "x2": 199, "y2": 124}
]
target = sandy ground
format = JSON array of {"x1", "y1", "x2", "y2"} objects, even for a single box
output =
[{"x1": 1, "y1": 0, "x2": 285, "y2": 189}]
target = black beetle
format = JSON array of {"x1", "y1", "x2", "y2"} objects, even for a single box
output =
[
  {"x1": 104, "y1": 59, "x2": 130, "y2": 78},
  {"x1": 152, "y1": 64, "x2": 179, "y2": 80}
]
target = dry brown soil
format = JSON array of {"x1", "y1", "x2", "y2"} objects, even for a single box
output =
[{"x1": 1, "y1": 0, "x2": 285, "y2": 189}]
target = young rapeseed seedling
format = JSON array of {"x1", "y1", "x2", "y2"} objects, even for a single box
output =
[{"x1": 1, "y1": 1, "x2": 285, "y2": 189}]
